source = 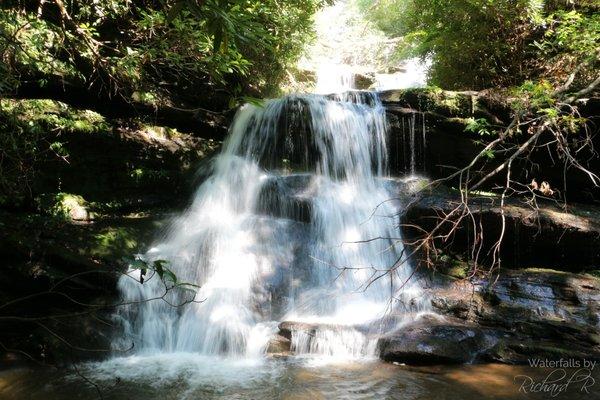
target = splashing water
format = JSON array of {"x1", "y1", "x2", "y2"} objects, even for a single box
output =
[{"x1": 115, "y1": 91, "x2": 426, "y2": 363}]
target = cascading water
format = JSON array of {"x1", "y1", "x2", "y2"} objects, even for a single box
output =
[
  {"x1": 116, "y1": 90, "x2": 426, "y2": 361},
  {"x1": 314, "y1": 64, "x2": 355, "y2": 94},
  {"x1": 387, "y1": 111, "x2": 427, "y2": 176}
]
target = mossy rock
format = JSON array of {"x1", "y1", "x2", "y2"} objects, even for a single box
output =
[
  {"x1": 1, "y1": 98, "x2": 222, "y2": 209},
  {"x1": 433, "y1": 252, "x2": 470, "y2": 279},
  {"x1": 380, "y1": 88, "x2": 476, "y2": 117},
  {"x1": 0, "y1": 98, "x2": 109, "y2": 134},
  {"x1": 35, "y1": 192, "x2": 92, "y2": 221}
]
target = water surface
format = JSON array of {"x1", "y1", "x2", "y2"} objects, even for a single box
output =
[{"x1": 2, "y1": 357, "x2": 597, "y2": 400}]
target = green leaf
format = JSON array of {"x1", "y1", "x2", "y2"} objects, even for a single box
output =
[
  {"x1": 162, "y1": 268, "x2": 178, "y2": 285},
  {"x1": 242, "y1": 96, "x2": 264, "y2": 108}
]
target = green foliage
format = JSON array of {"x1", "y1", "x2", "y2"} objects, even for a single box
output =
[
  {"x1": 535, "y1": 9, "x2": 600, "y2": 83},
  {"x1": 512, "y1": 80, "x2": 556, "y2": 111},
  {"x1": 0, "y1": 99, "x2": 108, "y2": 207},
  {"x1": 358, "y1": 0, "x2": 599, "y2": 90},
  {"x1": 510, "y1": 79, "x2": 586, "y2": 132},
  {"x1": 35, "y1": 192, "x2": 89, "y2": 222},
  {"x1": 123, "y1": 256, "x2": 198, "y2": 292},
  {"x1": 92, "y1": 227, "x2": 140, "y2": 259},
  {"x1": 465, "y1": 118, "x2": 494, "y2": 137},
  {"x1": 0, "y1": 0, "x2": 328, "y2": 103},
  {"x1": 0, "y1": 10, "x2": 83, "y2": 83}
]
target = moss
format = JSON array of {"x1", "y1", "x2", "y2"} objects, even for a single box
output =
[
  {"x1": 35, "y1": 192, "x2": 91, "y2": 221},
  {"x1": 521, "y1": 267, "x2": 572, "y2": 275},
  {"x1": 131, "y1": 91, "x2": 160, "y2": 106},
  {"x1": 435, "y1": 252, "x2": 470, "y2": 279},
  {"x1": 444, "y1": 117, "x2": 472, "y2": 126},
  {"x1": 2, "y1": 97, "x2": 221, "y2": 208},
  {"x1": 436, "y1": 92, "x2": 466, "y2": 114},
  {"x1": 413, "y1": 89, "x2": 471, "y2": 114},
  {"x1": 0, "y1": 99, "x2": 109, "y2": 134},
  {"x1": 143, "y1": 125, "x2": 177, "y2": 139},
  {"x1": 586, "y1": 270, "x2": 600, "y2": 278},
  {"x1": 0, "y1": 210, "x2": 168, "y2": 271},
  {"x1": 91, "y1": 227, "x2": 140, "y2": 259},
  {"x1": 447, "y1": 263, "x2": 469, "y2": 279}
]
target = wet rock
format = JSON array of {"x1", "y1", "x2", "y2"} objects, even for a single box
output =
[
  {"x1": 429, "y1": 287, "x2": 481, "y2": 320},
  {"x1": 277, "y1": 320, "x2": 367, "y2": 338},
  {"x1": 256, "y1": 174, "x2": 313, "y2": 223},
  {"x1": 354, "y1": 73, "x2": 375, "y2": 90},
  {"x1": 381, "y1": 89, "x2": 600, "y2": 203},
  {"x1": 278, "y1": 321, "x2": 321, "y2": 340},
  {"x1": 378, "y1": 315, "x2": 496, "y2": 365},
  {"x1": 266, "y1": 334, "x2": 292, "y2": 355},
  {"x1": 247, "y1": 218, "x2": 312, "y2": 320},
  {"x1": 484, "y1": 338, "x2": 600, "y2": 364},
  {"x1": 380, "y1": 89, "x2": 481, "y2": 119},
  {"x1": 425, "y1": 269, "x2": 600, "y2": 364}
]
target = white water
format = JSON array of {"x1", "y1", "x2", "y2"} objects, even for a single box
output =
[
  {"x1": 115, "y1": 86, "x2": 426, "y2": 365},
  {"x1": 373, "y1": 58, "x2": 430, "y2": 91},
  {"x1": 396, "y1": 112, "x2": 427, "y2": 175},
  {"x1": 299, "y1": 0, "x2": 429, "y2": 93},
  {"x1": 315, "y1": 63, "x2": 355, "y2": 94}
]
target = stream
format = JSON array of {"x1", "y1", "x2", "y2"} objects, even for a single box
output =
[{"x1": 4, "y1": 358, "x2": 597, "y2": 399}]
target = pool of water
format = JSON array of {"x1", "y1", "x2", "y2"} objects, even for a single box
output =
[{"x1": 2, "y1": 355, "x2": 598, "y2": 399}]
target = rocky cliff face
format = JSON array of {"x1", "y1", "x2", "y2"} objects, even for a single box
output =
[
  {"x1": 404, "y1": 187, "x2": 600, "y2": 270},
  {"x1": 387, "y1": 179, "x2": 600, "y2": 365},
  {"x1": 381, "y1": 88, "x2": 600, "y2": 204},
  {"x1": 376, "y1": 268, "x2": 600, "y2": 365}
]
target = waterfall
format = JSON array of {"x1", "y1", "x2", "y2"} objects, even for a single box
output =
[
  {"x1": 387, "y1": 111, "x2": 427, "y2": 176},
  {"x1": 116, "y1": 91, "x2": 426, "y2": 360},
  {"x1": 314, "y1": 63, "x2": 355, "y2": 94}
]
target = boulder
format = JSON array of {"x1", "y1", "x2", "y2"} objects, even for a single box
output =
[
  {"x1": 378, "y1": 315, "x2": 496, "y2": 365},
  {"x1": 36, "y1": 192, "x2": 92, "y2": 221},
  {"x1": 266, "y1": 334, "x2": 292, "y2": 355},
  {"x1": 278, "y1": 321, "x2": 322, "y2": 340},
  {"x1": 425, "y1": 268, "x2": 600, "y2": 364},
  {"x1": 256, "y1": 174, "x2": 313, "y2": 223}
]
